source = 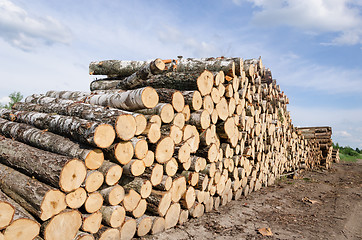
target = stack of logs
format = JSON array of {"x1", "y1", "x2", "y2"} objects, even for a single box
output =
[
  {"x1": 0, "y1": 56, "x2": 327, "y2": 240},
  {"x1": 297, "y1": 126, "x2": 334, "y2": 169}
]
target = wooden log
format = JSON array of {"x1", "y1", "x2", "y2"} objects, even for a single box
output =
[
  {"x1": 123, "y1": 189, "x2": 141, "y2": 212},
  {"x1": 182, "y1": 90, "x2": 202, "y2": 111},
  {"x1": 46, "y1": 87, "x2": 159, "y2": 111},
  {"x1": 189, "y1": 202, "x2": 204, "y2": 218},
  {"x1": 89, "y1": 59, "x2": 154, "y2": 77},
  {"x1": 99, "y1": 185, "x2": 125, "y2": 206},
  {"x1": 84, "y1": 192, "x2": 103, "y2": 213},
  {"x1": 119, "y1": 217, "x2": 136, "y2": 240},
  {"x1": 172, "y1": 112, "x2": 186, "y2": 129},
  {"x1": 189, "y1": 156, "x2": 207, "y2": 172},
  {"x1": 180, "y1": 186, "x2": 196, "y2": 210},
  {"x1": 130, "y1": 137, "x2": 148, "y2": 159},
  {"x1": 42, "y1": 210, "x2": 82, "y2": 240},
  {"x1": 115, "y1": 58, "x2": 165, "y2": 89},
  {"x1": 153, "y1": 175, "x2": 173, "y2": 191},
  {"x1": 175, "y1": 57, "x2": 235, "y2": 77},
  {"x1": 0, "y1": 190, "x2": 40, "y2": 239},
  {"x1": 0, "y1": 118, "x2": 104, "y2": 170},
  {"x1": 161, "y1": 125, "x2": 183, "y2": 145},
  {"x1": 170, "y1": 176, "x2": 187, "y2": 203},
  {"x1": 121, "y1": 70, "x2": 213, "y2": 96},
  {"x1": 100, "y1": 205, "x2": 125, "y2": 228},
  {"x1": 73, "y1": 231, "x2": 95, "y2": 240},
  {"x1": 123, "y1": 159, "x2": 145, "y2": 177},
  {"x1": 21, "y1": 95, "x2": 138, "y2": 141},
  {"x1": 83, "y1": 171, "x2": 104, "y2": 193},
  {"x1": 130, "y1": 198, "x2": 147, "y2": 218},
  {"x1": 66, "y1": 188, "x2": 87, "y2": 209},
  {"x1": 82, "y1": 211, "x2": 102, "y2": 234},
  {"x1": 93, "y1": 226, "x2": 120, "y2": 240},
  {"x1": 136, "y1": 215, "x2": 152, "y2": 237},
  {"x1": 146, "y1": 190, "x2": 171, "y2": 217},
  {"x1": 149, "y1": 136, "x2": 175, "y2": 163},
  {"x1": 143, "y1": 163, "x2": 163, "y2": 186},
  {"x1": 202, "y1": 95, "x2": 214, "y2": 115},
  {"x1": 90, "y1": 79, "x2": 121, "y2": 91},
  {"x1": 174, "y1": 143, "x2": 191, "y2": 164},
  {"x1": 164, "y1": 203, "x2": 181, "y2": 230},
  {"x1": 123, "y1": 178, "x2": 152, "y2": 199},
  {"x1": 136, "y1": 103, "x2": 174, "y2": 124},
  {"x1": 182, "y1": 105, "x2": 191, "y2": 121},
  {"x1": 142, "y1": 123, "x2": 161, "y2": 144},
  {"x1": 103, "y1": 141, "x2": 134, "y2": 165},
  {"x1": 0, "y1": 137, "x2": 86, "y2": 193},
  {"x1": 98, "y1": 160, "x2": 123, "y2": 186},
  {"x1": 164, "y1": 157, "x2": 178, "y2": 177},
  {"x1": 142, "y1": 150, "x2": 155, "y2": 167},
  {"x1": 187, "y1": 110, "x2": 210, "y2": 130},
  {"x1": 148, "y1": 216, "x2": 165, "y2": 235},
  {"x1": 155, "y1": 88, "x2": 185, "y2": 113},
  {"x1": 196, "y1": 143, "x2": 218, "y2": 163},
  {"x1": 178, "y1": 209, "x2": 189, "y2": 225},
  {"x1": 0, "y1": 109, "x2": 115, "y2": 149},
  {"x1": 183, "y1": 125, "x2": 200, "y2": 153}
]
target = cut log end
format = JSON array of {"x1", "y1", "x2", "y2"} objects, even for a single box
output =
[
  {"x1": 105, "y1": 164, "x2": 123, "y2": 186},
  {"x1": 136, "y1": 216, "x2": 152, "y2": 237},
  {"x1": 84, "y1": 192, "x2": 103, "y2": 213},
  {"x1": 4, "y1": 219, "x2": 40, "y2": 240},
  {"x1": 160, "y1": 104, "x2": 174, "y2": 124},
  {"x1": 172, "y1": 91, "x2": 185, "y2": 113},
  {"x1": 142, "y1": 87, "x2": 159, "y2": 109},
  {"x1": 0, "y1": 202, "x2": 14, "y2": 229},
  {"x1": 85, "y1": 171, "x2": 104, "y2": 193},
  {"x1": 151, "y1": 217, "x2": 165, "y2": 235},
  {"x1": 82, "y1": 211, "x2": 102, "y2": 234},
  {"x1": 115, "y1": 115, "x2": 137, "y2": 141},
  {"x1": 40, "y1": 190, "x2": 67, "y2": 221},
  {"x1": 114, "y1": 141, "x2": 134, "y2": 165},
  {"x1": 120, "y1": 217, "x2": 137, "y2": 240},
  {"x1": 165, "y1": 203, "x2": 181, "y2": 229},
  {"x1": 155, "y1": 137, "x2": 175, "y2": 163},
  {"x1": 60, "y1": 159, "x2": 87, "y2": 193},
  {"x1": 66, "y1": 188, "x2": 87, "y2": 209},
  {"x1": 94, "y1": 124, "x2": 116, "y2": 148},
  {"x1": 43, "y1": 210, "x2": 82, "y2": 240},
  {"x1": 134, "y1": 114, "x2": 147, "y2": 135},
  {"x1": 197, "y1": 70, "x2": 214, "y2": 96},
  {"x1": 85, "y1": 149, "x2": 104, "y2": 170}
]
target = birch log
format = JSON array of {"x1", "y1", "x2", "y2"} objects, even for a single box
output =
[
  {"x1": 0, "y1": 118, "x2": 104, "y2": 170},
  {"x1": 0, "y1": 109, "x2": 115, "y2": 149}
]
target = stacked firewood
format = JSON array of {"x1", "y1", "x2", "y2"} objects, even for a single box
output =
[
  {"x1": 0, "y1": 56, "x2": 323, "y2": 239},
  {"x1": 331, "y1": 148, "x2": 340, "y2": 163},
  {"x1": 297, "y1": 126, "x2": 334, "y2": 168}
]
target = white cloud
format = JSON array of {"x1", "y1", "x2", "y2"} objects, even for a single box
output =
[
  {"x1": 243, "y1": 0, "x2": 362, "y2": 45},
  {"x1": 0, "y1": 0, "x2": 72, "y2": 51}
]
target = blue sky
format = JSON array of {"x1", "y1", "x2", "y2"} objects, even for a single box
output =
[{"x1": 0, "y1": 0, "x2": 362, "y2": 148}]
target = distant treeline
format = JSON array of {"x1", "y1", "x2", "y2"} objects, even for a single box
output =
[{"x1": 333, "y1": 143, "x2": 361, "y2": 157}]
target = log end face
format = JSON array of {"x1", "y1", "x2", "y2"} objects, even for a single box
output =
[
  {"x1": 116, "y1": 115, "x2": 137, "y2": 141},
  {"x1": 44, "y1": 210, "x2": 82, "y2": 240},
  {"x1": 105, "y1": 165, "x2": 123, "y2": 186},
  {"x1": 134, "y1": 114, "x2": 147, "y2": 135},
  {"x1": 85, "y1": 148, "x2": 104, "y2": 170},
  {"x1": 155, "y1": 137, "x2": 175, "y2": 163},
  {"x1": 4, "y1": 219, "x2": 40, "y2": 240},
  {"x1": 192, "y1": 91, "x2": 203, "y2": 111},
  {"x1": 160, "y1": 104, "x2": 174, "y2": 124},
  {"x1": 40, "y1": 190, "x2": 66, "y2": 221},
  {"x1": 142, "y1": 87, "x2": 159, "y2": 109},
  {"x1": 172, "y1": 91, "x2": 185, "y2": 113},
  {"x1": 65, "y1": 188, "x2": 87, "y2": 209},
  {"x1": 197, "y1": 70, "x2": 213, "y2": 96},
  {"x1": 115, "y1": 141, "x2": 134, "y2": 165},
  {"x1": 0, "y1": 202, "x2": 14, "y2": 229},
  {"x1": 94, "y1": 124, "x2": 116, "y2": 149},
  {"x1": 60, "y1": 159, "x2": 87, "y2": 192}
]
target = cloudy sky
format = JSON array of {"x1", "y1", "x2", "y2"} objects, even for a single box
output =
[{"x1": 0, "y1": 0, "x2": 361, "y2": 148}]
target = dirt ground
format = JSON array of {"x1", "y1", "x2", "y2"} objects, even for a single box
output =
[{"x1": 144, "y1": 160, "x2": 362, "y2": 240}]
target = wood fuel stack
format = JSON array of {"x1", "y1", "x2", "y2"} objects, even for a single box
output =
[
  {"x1": 0, "y1": 56, "x2": 330, "y2": 239},
  {"x1": 297, "y1": 126, "x2": 334, "y2": 169}
]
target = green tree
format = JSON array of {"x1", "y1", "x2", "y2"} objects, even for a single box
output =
[{"x1": 0, "y1": 92, "x2": 23, "y2": 109}]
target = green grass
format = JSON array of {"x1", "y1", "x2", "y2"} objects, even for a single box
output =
[{"x1": 339, "y1": 152, "x2": 362, "y2": 162}]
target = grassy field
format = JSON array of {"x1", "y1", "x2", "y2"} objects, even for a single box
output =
[{"x1": 339, "y1": 152, "x2": 362, "y2": 162}]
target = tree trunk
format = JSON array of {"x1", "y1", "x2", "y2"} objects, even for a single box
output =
[
  {"x1": 136, "y1": 103, "x2": 174, "y2": 124},
  {"x1": 99, "y1": 185, "x2": 124, "y2": 206},
  {"x1": 0, "y1": 136, "x2": 87, "y2": 193},
  {"x1": 123, "y1": 178, "x2": 152, "y2": 199},
  {"x1": 182, "y1": 90, "x2": 202, "y2": 111},
  {"x1": 0, "y1": 163, "x2": 66, "y2": 221},
  {"x1": 98, "y1": 160, "x2": 123, "y2": 186},
  {"x1": 0, "y1": 109, "x2": 115, "y2": 149}
]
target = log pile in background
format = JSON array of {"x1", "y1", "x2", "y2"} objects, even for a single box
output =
[
  {"x1": 0, "y1": 56, "x2": 333, "y2": 239},
  {"x1": 297, "y1": 126, "x2": 335, "y2": 169}
]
